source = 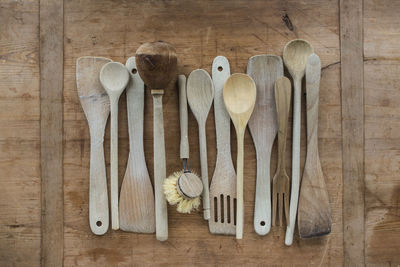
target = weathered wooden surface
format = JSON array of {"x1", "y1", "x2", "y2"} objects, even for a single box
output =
[{"x1": 1, "y1": 0, "x2": 399, "y2": 265}]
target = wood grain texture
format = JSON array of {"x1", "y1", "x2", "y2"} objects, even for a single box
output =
[
  {"x1": 178, "y1": 75, "x2": 189, "y2": 159},
  {"x1": 1, "y1": 0, "x2": 351, "y2": 265},
  {"x1": 272, "y1": 76, "x2": 291, "y2": 227},
  {"x1": 187, "y1": 69, "x2": 214, "y2": 220},
  {"x1": 0, "y1": 1, "x2": 41, "y2": 266},
  {"x1": 119, "y1": 57, "x2": 155, "y2": 233},
  {"x1": 247, "y1": 55, "x2": 283, "y2": 235},
  {"x1": 77, "y1": 57, "x2": 112, "y2": 235},
  {"x1": 40, "y1": 0, "x2": 64, "y2": 265},
  {"x1": 340, "y1": 0, "x2": 365, "y2": 265},
  {"x1": 298, "y1": 53, "x2": 331, "y2": 238},
  {"x1": 209, "y1": 56, "x2": 237, "y2": 235},
  {"x1": 364, "y1": 0, "x2": 400, "y2": 265}
]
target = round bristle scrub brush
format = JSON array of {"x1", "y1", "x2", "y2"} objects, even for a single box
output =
[{"x1": 163, "y1": 75, "x2": 203, "y2": 213}]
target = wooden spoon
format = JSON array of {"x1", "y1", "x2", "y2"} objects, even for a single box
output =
[
  {"x1": 76, "y1": 56, "x2": 112, "y2": 235},
  {"x1": 247, "y1": 55, "x2": 283, "y2": 235},
  {"x1": 136, "y1": 41, "x2": 177, "y2": 241},
  {"x1": 223, "y1": 73, "x2": 256, "y2": 239},
  {"x1": 283, "y1": 39, "x2": 313, "y2": 245},
  {"x1": 187, "y1": 69, "x2": 214, "y2": 220},
  {"x1": 119, "y1": 57, "x2": 155, "y2": 233},
  {"x1": 100, "y1": 62, "x2": 130, "y2": 230},
  {"x1": 209, "y1": 56, "x2": 236, "y2": 235},
  {"x1": 298, "y1": 53, "x2": 331, "y2": 238}
]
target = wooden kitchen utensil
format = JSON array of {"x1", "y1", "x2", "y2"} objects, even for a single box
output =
[
  {"x1": 272, "y1": 76, "x2": 291, "y2": 227},
  {"x1": 298, "y1": 53, "x2": 331, "y2": 238},
  {"x1": 136, "y1": 41, "x2": 177, "y2": 241},
  {"x1": 247, "y1": 55, "x2": 283, "y2": 235},
  {"x1": 76, "y1": 56, "x2": 112, "y2": 235},
  {"x1": 223, "y1": 73, "x2": 256, "y2": 239},
  {"x1": 283, "y1": 39, "x2": 313, "y2": 246},
  {"x1": 100, "y1": 61, "x2": 130, "y2": 230},
  {"x1": 119, "y1": 57, "x2": 155, "y2": 233},
  {"x1": 209, "y1": 56, "x2": 236, "y2": 235},
  {"x1": 163, "y1": 75, "x2": 203, "y2": 213},
  {"x1": 187, "y1": 69, "x2": 214, "y2": 220}
]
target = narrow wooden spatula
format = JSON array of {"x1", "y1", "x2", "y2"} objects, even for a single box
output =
[
  {"x1": 298, "y1": 53, "x2": 331, "y2": 238},
  {"x1": 76, "y1": 56, "x2": 111, "y2": 235}
]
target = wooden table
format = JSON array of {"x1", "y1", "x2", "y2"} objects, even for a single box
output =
[{"x1": 1, "y1": 0, "x2": 399, "y2": 266}]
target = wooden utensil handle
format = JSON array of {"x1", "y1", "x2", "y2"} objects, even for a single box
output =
[
  {"x1": 253, "y1": 150, "x2": 272, "y2": 235},
  {"x1": 306, "y1": 65, "x2": 320, "y2": 151},
  {"x1": 89, "y1": 129, "x2": 109, "y2": 235},
  {"x1": 212, "y1": 56, "x2": 231, "y2": 156},
  {"x1": 236, "y1": 129, "x2": 245, "y2": 239},
  {"x1": 199, "y1": 123, "x2": 211, "y2": 220},
  {"x1": 275, "y1": 77, "x2": 291, "y2": 171},
  {"x1": 152, "y1": 93, "x2": 168, "y2": 241},
  {"x1": 110, "y1": 97, "x2": 120, "y2": 230},
  {"x1": 178, "y1": 75, "x2": 189, "y2": 159},
  {"x1": 285, "y1": 78, "x2": 301, "y2": 246}
]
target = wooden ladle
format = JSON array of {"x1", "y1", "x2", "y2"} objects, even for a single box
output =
[
  {"x1": 136, "y1": 41, "x2": 177, "y2": 241},
  {"x1": 283, "y1": 39, "x2": 313, "y2": 246},
  {"x1": 223, "y1": 73, "x2": 256, "y2": 239},
  {"x1": 100, "y1": 62, "x2": 129, "y2": 230}
]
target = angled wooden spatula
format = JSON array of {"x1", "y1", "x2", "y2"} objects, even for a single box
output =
[
  {"x1": 298, "y1": 53, "x2": 331, "y2": 238},
  {"x1": 119, "y1": 57, "x2": 155, "y2": 233}
]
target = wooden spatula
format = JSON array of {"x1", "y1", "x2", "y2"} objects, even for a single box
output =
[
  {"x1": 209, "y1": 56, "x2": 236, "y2": 235},
  {"x1": 298, "y1": 53, "x2": 331, "y2": 238},
  {"x1": 119, "y1": 57, "x2": 155, "y2": 233},
  {"x1": 247, "y1": 55, "x2": 283, "y2": 235},
  {"x1": 76, "y1": 56, "x2": 111, "y2": 235}
]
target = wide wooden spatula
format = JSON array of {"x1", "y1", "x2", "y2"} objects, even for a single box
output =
[
  {"x1": 298, "y1": 53, "x2": 331, "y2": 238},
  {"x1": 76, "y1": 56, "x2": 112, "y2": 235}
]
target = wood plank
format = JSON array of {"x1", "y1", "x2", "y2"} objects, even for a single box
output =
[
  {"x1": 0, "y1": 1, "x2": 41, "y2": 266},
  {"x1": 40, "y1": 0, "x2": 64, "y2": 266},
  {"x1": 340, "y1": 0, "x2": 365, "y2": 265},
  {"x1": 63, "y1": 0, "x2": 342, "y2": 265}
]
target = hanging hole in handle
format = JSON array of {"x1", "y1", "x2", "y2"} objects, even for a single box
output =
[
  {"x1": 132, "y1": 68, "x2": 137, "y2": 74},
  {"x1": 218, "y1": 66, "x2": 223, "y2": 72},
  {"x1": 96, "y1": 221, "x2": 102, "y2": 227},
  {"x1": 260, "y1": 221, "x2": 265, "y2": 226}
]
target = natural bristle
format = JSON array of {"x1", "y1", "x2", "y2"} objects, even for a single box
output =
[{"x1": 163, "y1": 171, "x2": 201, "y2": 213}]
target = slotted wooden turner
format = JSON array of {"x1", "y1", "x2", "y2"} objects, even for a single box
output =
[{"x1": 209, "y1": 56, "x2": 236, "y2": 235}]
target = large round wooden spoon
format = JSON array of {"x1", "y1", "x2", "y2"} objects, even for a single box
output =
[
  {"x1": 100, "y1": 61, "x2": 130, "y2": 230},
  {"x1": 136, "y1": 41, "x2": 177, "y2": 241},
  {"x1": 283, "y1": 39, "x2": 313, "y2": 246},
  {"x1": 223, "y1": 73, "x2": 256, "y2": 239}
]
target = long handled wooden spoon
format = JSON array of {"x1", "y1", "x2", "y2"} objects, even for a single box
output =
[
  {"x1": 136, "y1": 41, "x2": 177, "y2": 241},
  {"x1": 119, "y1": 57, "x2": 155, "y2": 233},
  {"x1": 272, "y1": 76, "x2": 291, "y2": 227},
  {"x1": 187, "y1": 69, "x2": 214, "y2": 220},
  {"x1": 247, "y1": 55, "x2": 283, "y2": 235},
  {"x1": 100, "y1": 62, "x2": 130, "y2": 230},
  {"x1": 223, "y1": 73, "x2": 256, "y2": 239},
  {"x1": 76, "y1": 56, "x2": 112, "y2": 235},
  {"x1": 209, "y1": 56, "x2": 236, "y2": 235},
  {"x1": 283, "y1": 39, "x2": 313, "y2": 245},
  {"x1": 298, "y1": 53, "x2": 331, "y2": 238}
]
